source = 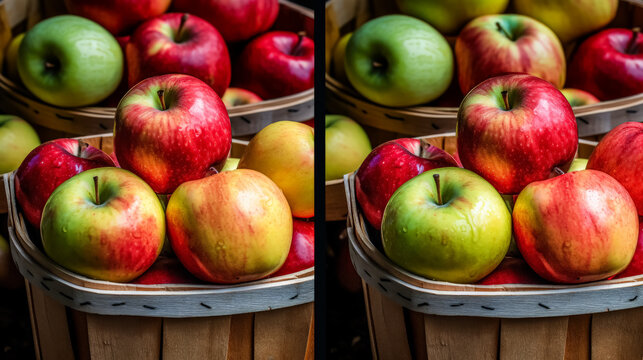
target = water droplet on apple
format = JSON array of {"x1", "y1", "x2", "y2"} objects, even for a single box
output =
[
  {"x1": 62, "y1": 226, "x2": 67, "y2": 233},
  {"x1": 563, "y1": 241, "x2": 571, "y2": 250},
  {"x1": 402, "y1": 227, "x2": 407, "y2": 233}
]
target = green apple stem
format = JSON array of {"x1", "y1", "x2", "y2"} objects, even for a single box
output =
[
  {"x1": 77, "y1": 140, "x2": 88, "y2": 157},
  {"x1": 292, "y1": 31, "x2": 306, "y2": 55},
  {"x1": 433, "y1": 173, "x2": 442, "y2": 206},
  {"x1": 93, "y1": 176, "x2": 100, "y2": 205},
  {"x1": 626, "y1": 27, "x2": 640, "y2": 54},
  {"x1": 157, "y1": 89, "x2": 166, "y2": 110},
  {"x1": 495, "y1": 22, "x2": 513, "y2": 41},
  {"x1": 501, "y1": 90, "x2": 510, "y2": 111}
]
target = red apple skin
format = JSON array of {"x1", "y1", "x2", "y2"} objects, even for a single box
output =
[
  {"x1": 114, "y1": 74, "x2": 231, "y2": 194},
  {"x1": 477, "y1": 257, "x2": 546, "y2": 285},
  {"x1": 235, "y1": 31, "x2": 314, "y2": 100},
  {"x1": 132, "y1": 257, "x2": 202, "y2": 285},
  {"x1": 221, "y1": 87, "x2": 262, "y2": 108},
  {"x1": 513, "y1": 170, "x2": 639, "y2": 284},
  {"x1": 172, "y1": 0, "x2": 279, "y2": 43},
  {"x1": 615, "y1": 221, "x2": 643, "y2": 279},
  {"x1": 272, "y1": 219, "x2": 314, "y2": 277},
  {"x1": 64, "y1": 0, "x2": 171, "y2": 36},
  {"x1": 303, "y1": 119, "x2": 314, "y2": 128},
  {"x1": 567, "y1": 28, "x2": 643, "y2": 101},
  {"x1": 127, "y1": 13, "x2": 231, "y2": 97},
  {"x1": 457, "y1": 74, "x2": 578, "y2": 195},
  {"x1": 15, "y1": 139, "x2": 115, "y2": 228},
  {"x1": 587, "y1": 122, "x2": 643, "y2": 216},
  {"x1": 355, "y1": 138, "x2": 460, "y2": 230}
]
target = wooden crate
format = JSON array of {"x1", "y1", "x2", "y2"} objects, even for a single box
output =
[
  {"x1": 0, "y1": 0, "x2": 314, "y2": 140},
  {"x1": 325, "y1": 0, "x2": 643, "y2": 144},
  {"x1": 5, "y1": 133, "x2": 315, "y2": 360},
  {"x1": 345, "y1": 133, "x2": 643, "y2": 359}
]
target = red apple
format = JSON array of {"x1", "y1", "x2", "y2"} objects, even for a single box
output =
[
  {"x1": 355, "y1": 138, "x2": 459, "y2": 230},
  {"x1": 172, "y1": 0, "x2": 279, "y2": 43},
  {"x1": 477, "y1": 257, "x2": 546, "y2": 285},
  {"x1": 221, "y1": 87, "x2": 262, "y2": 108},
  {"x1": 235, "y1": 31, "x2": 314, "y2": 100},
  {"x1": 15, "y1": 139, "x2": 115, "y2": 228},
  {"x1": 615, "y1": 221, "x2": 643, "y2": 279},
  {"x1": 272, "y1": 219, "x2": 314, "y2": 277},
  {"x1": 303, "y1": 119, "x2": 314, "y2": 127},
  {"x1": 132, "y1": 257, "x2": 202, "y2": 285},
  {"x1": 587, "y1": 122, "x2": 643, "y2": 215},
  {"x1": 64, "y1": 0, "x2": 171, "y2": 36},
  {"x1": 114, "y1": 74, "x2": 231, "y2": 194},
  {"x1": 567, "y1": 28, "x2": 643, "y2": 101},
  {"x1": 127, "y1": 13, "x2": 231, "y2": 97},
  {"x1": 455, "y1": 14, "x2": 566, "y2": 94},
  {"x1": 457, "y1": 74, "x2": 578, "y2": 195},
  {"x1": 513, "y1": 170, "x2": 639, "y2": 284}
]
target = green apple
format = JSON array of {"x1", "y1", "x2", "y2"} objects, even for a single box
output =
[
  {"x1": 4, "y1": 33, "x2": 24, "y2": 83},
  {"x1": 568, "y1": 158, "x2": 588, "y2": 172},
  {"x1": 381, "y1": 167, "x2": 511, "y2": 283},
  {"x1": 345, "y1": 15, "x2": 453, "y2": 107},
  {"x1": 331, "y1": 32, "x2": 352, "y2": 84},
  {"x1": 513, "y1": 0, "x2": 618, "y2": 43},
  {"x1": 0, "y1": 115, "x2": 40, "y2": 173},
  {"x1": 325, "y1": 114, "x2": 371, "y2": 181},
  {"x1": 560, "y1": 88, "x2": 600, "y2": 107},
  {"x1": 41, "y1": 167, "x2": 165, "y2": 282},
  {"x1": 221, "y1": 157, "x2": 239, "y2": 172},
  {"x1": 18, "y1": 15, "x2": 123, "y2": 107},
  {"x1": 396, "y1": 0, "x2": 509, "y2": 35}
]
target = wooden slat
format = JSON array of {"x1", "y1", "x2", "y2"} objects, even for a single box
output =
[
  {"x1": 254, "y1": 303, "x2": 314, "y2": 360},
  {"x1": 25, "y1": 281, "x2": 42, "y2": 360},
  {"x1": 406, "y1": 310, "x2": 427, "y2": 360},
  {"x1": 565, "y1": 315, "x2": 590, "y2": 360},
  {"x1": 591, "y1": 307, "x2": 643, "y2": 360},
  {"x1": 326, "y1": 179, "x2": 348, "y2": 221},
  {"x1": 425, "y1": 315, "x2": 499, "y2": 360},
  {"x1": 28, "y1": 283, "x2": 75, "y2": 360},
  {"x1": 304, "y1": 309, "x2": 314, "y2": 360},
  {"x1": 162, "y1": 316, "x2": 231, "y2": 360},
  {"x1": 366, "y1": 284, "x2": 412, "y2": 360},
  {"x1": 227, "y1": 313, "x2": 254, "y2": 360},
  {"x1": 70, "y1": 310, "x2": 91, "y2": 360},
  {"x1": 500, "y1": 317, "x2": 568, "y2": 360},
  {"x1": 86, "y1": 314, "x2": 161, "y2": 360},
  {"x1": 361, "y1": 280, "x2": 378, "y2": 360}
]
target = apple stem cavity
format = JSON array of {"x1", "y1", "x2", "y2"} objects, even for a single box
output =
[
  {"x1": 433, "y1": 173, "x2": 443, "y2": 206},
  {"x1": 178, "y1": 13, "x2": 189, "y2": 41},
  {"x1": 93, "y1": 176, "x2": 100, "y2": 205},
  {"x1": 496, "y1": 22, "x2": 513, "y2": 41},
  {"x1": 627, "y1": 27, "x2": 640, "y2": 54},
  {"x1": 157, "y1": 89, "x2": 166, "y2": 110},
  {"x1": 501, "y1": 91, "x2": 510, "y2": 111},
  {"x1": 77, "y1": 140, "x2": 89, "y2": 157}
]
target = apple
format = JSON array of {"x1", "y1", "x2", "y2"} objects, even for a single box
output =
[
  {"x1": 221, "y1": 88, "x2": 262, "y2": 108},
  {"x1": 477, "y1": 257, "x2": 546, "y2": 285},
  {"x1": 396, "y1": 0, "x2": 509, "y2": 35},
  {"x1": 331, "y1": 32, "x2": 352, "y2": 84},
  {"x1": 457, "y1": 74, "x2": 578, "y2": 194},
  {"x1": 109, "y1": 152, "x2": 120, "y2": 168},
  {"x1": 325, "y1": 114, "x2": 371, "y2": 181},
  {"x1": 4, "y1": 33, "x2": 24, "y2": 83},
  {"x1": 64, "y1": 0, "x2": 171, "y2": 36},
  {"x1": 221, "y1": 158, "x2": 239, "y2": 172},
  {"x1": 455, "y1": 14, "x2": 566, "y2": 94},
  {"x1": 101, "y1": 35, "x2": 131, "y2": 107},
  {"x1": 114, "y1": 74, "x2": 231, "y2": 195},
  {"x1": 0, "y1": 115, "x2": 40, "y2": 173},
  {"x1": 172, "y1": 0, "x2": 279, "y2": 43},
  {"x1": 132, "y1": 257, "x2": 202, "y2": 285},
  {"x1": 235, "y1": 31, "x2": 314, "y2": 100},
  {"x1": 382, "y1": 167, "x2": 511, "y2": 283},
  {"x1": 303, "y1": 119, "x2": 314, "y2": 128},
  {"x1": 167, "y1": 169, "x2": 292, "y2": 284},
  {"x1": 615, "y1": 221, "x2": 643, "y2": 279},
  {"x1": 15, "y1": 139, "x2": 115, "y2": 228},
  {"x1": 560, "y1": 88, "x2": 600, "y2": 107},
  {"x1": 41, "y1": 168, "x2": 165, "y2": 282},
  {"x1": 568, "y1": 158, "x2": 588, "y2": 172},
  {"x1": 127, "y1": 13, "x2": 231, "y2": 97},
  {"x1": 0, "y1": 234, "x2": 24, "y2": 289},
  {"x1": 513, "y1": 0, "x2": 618, "y2": 44},
  {"x1": 513, "y1": 169, "x2": 639, "y2": 284},
  {"x1": 239, "y1": 121, "x2": 314, "y2": 218},
  {"x1": 345, "y1": 15, "x2": 453, "y2": 107},
  {"x1": 356, "y1": 138, "x2": 459, "y2": 230},
  {"x1": 567, "y1": 28, "x2": 643, "y2": 101},
  {"x1": 272, "y1": 219, "x2": 314, "y2": 277},
  {"x1": 587, "y1": 122, "x2": 643, "y2": 215},
  {"x1": 18, "y1": 15, "x2": 123, "y2": 107}
]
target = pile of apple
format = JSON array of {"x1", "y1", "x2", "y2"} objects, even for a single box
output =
[
  {"x1": 13, "y1": 73, "x2": 314, "y2": 284},
  {"x1": 3, "y1": 0, "x2": 314, "y2": 108},
  {"x1": 331, "y1": 0, "x2": 642, "y2": 108},
  {"x1": 355, "y1": 73, "x2": 642, "y2": 285}
]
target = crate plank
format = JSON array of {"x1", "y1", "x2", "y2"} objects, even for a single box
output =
[
  {"x1": 564, "y1": 314, "x2": 590, "y2": 360},
  {"x1": 304, "y1": 310, "x2": 315, "y2": 360},
  {"x1": 425, "y1": 315, "x2": 499, "y2": 359},
  {"x1": 70, "y1": 310, "x2": 91, "y2": 360},
  {"x1": 86, "y1": 314, "x2": 161, "y2": 360},
  {"x1": 29, "y1": 283, "x2": 75, "y2": 360},
  {"x1": 366, "y1": 284, "x2": 412, "y2": 360},
  {"x1": 500, "y1": 317, "x2": 568, "y2": 360},
  {"x1": 591, "y1": 307, "x2": 643, "y2": 360},
  {"x1": 162, "y1": 316, "x2": 231, "y2": 360},
  {"x1": 254, "y1": 303, "x2": 313, "y2": 360},
  {"x1": 407, "y1": 310, "x2": 427, "y2": 360},
  {"x1": 227, "y1": 313, "x2": 254, "y2": 360}
]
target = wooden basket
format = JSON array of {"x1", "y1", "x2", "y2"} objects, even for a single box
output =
[
  {"x1": 326, "y1": 179, "x2": 347, "y2": 221},
  {"x1": 5, "y1": 133, "x2": 315, "y2": 360},
  {"x1": 345, "y1": 133, "x2": 643, "y2": 359},
  {"x1": 325, "y1": 0, "x2": 643, "y2": 142},
  {"x1": 0, "y1": 0, "x2": 314, "y2": 140}
]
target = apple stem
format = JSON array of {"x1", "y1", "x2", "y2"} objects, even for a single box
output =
[
  {"x1": 77, "y1": 140, "x2": 88, "y2": 157},
  {"x1": 501, "y1": 91, "x2": 510, "y2": 110},
  {"x1": 292, "y1": 31, "x2": 306, "y2": 55},
  {"x1": 178, "y1": 13, "x2": 189, "y2": 40},
  {"x1": 372, "y1": 61, "x2": 384, "y2": 69},
  {"x1": 433, "y1": 174, "x2": 442, "y2": 206},
  {"x1": 44, "y1": 61, "x2": 56, "y2": 70},
  {"x1": 157, "y1": 89, "x2": 166, "y2": 110},
  {"x1": 496, "y1": 22, "x2": 512, "y2": 40},
  {"x1": 626, "y1": 27, "x2": 640, "y2": 54},
  {"x1": 93, "y1": 176, "x2": 100, "y2": 205},
  {"x1": 553, "y1": 167, "x2": 565, "y2": 176}
]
